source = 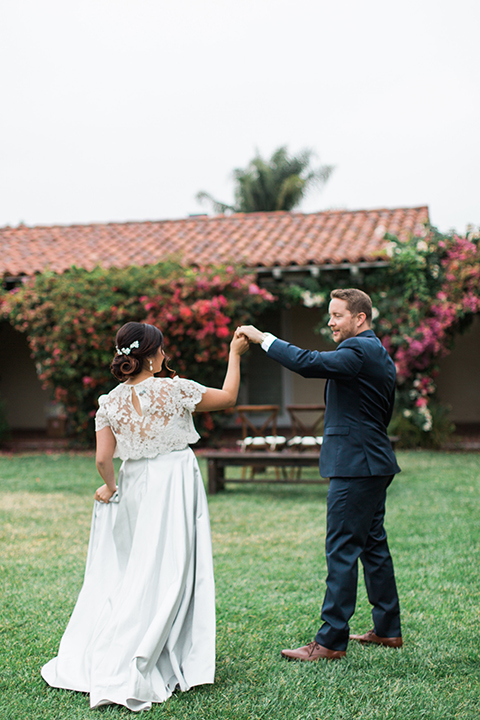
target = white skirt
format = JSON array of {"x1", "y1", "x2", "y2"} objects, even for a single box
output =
[{"x1": 41, "y1": 448, "x2": 215, "y2": 713}]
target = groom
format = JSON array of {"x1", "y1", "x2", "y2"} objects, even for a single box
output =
[{"x1": 237, "y1": 288, "x2": 402, "y2": 660}]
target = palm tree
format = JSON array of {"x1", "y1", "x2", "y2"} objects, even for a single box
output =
[{"x1": 196, "y1": 146, "x2": 333, "y2": 214}]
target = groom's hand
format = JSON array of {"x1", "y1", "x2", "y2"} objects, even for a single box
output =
[{"x1": 236, "y1": 325, "x2": 266, "y2": 345}]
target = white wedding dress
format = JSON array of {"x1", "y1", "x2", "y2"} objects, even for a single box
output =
[{"x1": 41, "y1": 376, "x2": 215, "y2": 713}]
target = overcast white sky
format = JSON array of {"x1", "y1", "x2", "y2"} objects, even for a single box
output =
[{"x1": 1, "y1": 0, "x2": 478, "y2": 233}]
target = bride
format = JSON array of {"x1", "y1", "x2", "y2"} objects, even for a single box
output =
[{"x1": 41, "y1": 321, "x2": 249, "y2": 712}]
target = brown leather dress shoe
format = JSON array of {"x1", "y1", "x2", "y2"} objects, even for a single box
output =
[
  {"x1": 349, "y1": 630, "x2": 403, "y2": 648},
  {"x1": 281, "y1": 641, "x2": 346, "y2": 661}
]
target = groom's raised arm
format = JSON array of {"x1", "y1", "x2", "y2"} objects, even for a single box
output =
[{"x1": 237, "y1": 325, "x2": 364, "y2": 380}]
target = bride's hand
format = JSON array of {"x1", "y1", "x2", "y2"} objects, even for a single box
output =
[
  {"x1": 230, "y1": 332, "x2": 250, "y2": 356},
  {"x1": 95, "y1": 484, "x2": 117, "y2": 503}
]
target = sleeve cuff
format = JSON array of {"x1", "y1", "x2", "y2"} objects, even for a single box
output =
[{"x1": 261, "y1": 332, "x2": 277, "y2": 352}]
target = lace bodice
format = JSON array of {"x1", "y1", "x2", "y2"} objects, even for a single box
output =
[{"x1": 95, "y1": 376, "x2": 207, "y2": 460}]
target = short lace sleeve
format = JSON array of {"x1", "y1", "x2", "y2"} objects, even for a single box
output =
[
  {"x1": 174, "y1": 377, "x2": 208, "y2": 412},
  {"x1": 95, "y1": 395, "x2": 110, "y2": 432}
]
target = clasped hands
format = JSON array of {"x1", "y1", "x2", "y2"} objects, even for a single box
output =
[{"x1": 234, "y1": 325, "x2": 266, "y2": 345}]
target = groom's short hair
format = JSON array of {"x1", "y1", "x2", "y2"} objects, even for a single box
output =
[{"x1": 330, "y1": 288, "x2": 372, "y2": 324}]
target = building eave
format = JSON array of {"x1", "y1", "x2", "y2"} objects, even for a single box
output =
[{"x1": 255, "y1": 260, "x2": 390, "y2": 280}]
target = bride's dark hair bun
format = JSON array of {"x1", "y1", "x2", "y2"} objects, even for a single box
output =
[
  {"x1": 115, "y1": 355, "x2": 141, "y2": 379},
  {"x1": 111, "y1": 322, "x2": 167, "y2": 381}
]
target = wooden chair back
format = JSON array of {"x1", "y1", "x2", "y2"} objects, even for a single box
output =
[
  {"x1": 286, "y1": 404, "x2": 326, "y2": 438},
  {"x1": 235, "y1": 405, "x2": 280, "y2": 440}
]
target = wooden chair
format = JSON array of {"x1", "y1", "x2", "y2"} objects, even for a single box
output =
[
  {"x1": 235, "y1": 405, "x2": 286, "y2": 478},
  {"x1": 286, "y1": 404, "x2": 325, "y2": 449},
  {"x1": 286, "y1": 404, "x2": 325, "y2": 478}
]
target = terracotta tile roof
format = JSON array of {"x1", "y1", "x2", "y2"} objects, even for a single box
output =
[{"x1": 0, "y1": 206, "x2": 429, "y2": 277}]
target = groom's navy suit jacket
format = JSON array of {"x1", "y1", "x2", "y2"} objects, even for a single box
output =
[{"x1": 267, "y1": 329, "x2": 401, "y2": 479}]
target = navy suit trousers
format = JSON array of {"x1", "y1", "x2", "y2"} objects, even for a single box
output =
[{"x1": 315, "y1": 475, "x2": 401, "y2": 651}]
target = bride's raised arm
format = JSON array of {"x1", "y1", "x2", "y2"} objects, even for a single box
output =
[{"x1": 194, "y1": 333, "x2": 249, "y2": 412}]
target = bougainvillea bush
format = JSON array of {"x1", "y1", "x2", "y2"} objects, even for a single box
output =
[
  {"x1": 285, "y1": 226, "x2": 480, "y2": 447},
  {"x1": 1, "y1": 263, "x2": 274, "y2": 441}
]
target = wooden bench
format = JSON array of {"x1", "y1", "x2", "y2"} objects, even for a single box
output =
[
  {"x1": 197, "y1": 450, "x2": 327, "y2": 494},
  {"x1": 197, "y1": 436, "x2": 399, "y2": 494}
]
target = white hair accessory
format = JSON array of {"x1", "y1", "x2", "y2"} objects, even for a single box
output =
[{"x1": 116, "y1": 340, "x2": 140, "y2": 356}]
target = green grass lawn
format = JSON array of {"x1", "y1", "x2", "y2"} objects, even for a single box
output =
[{"x1": 0, "y1": 451, "x2": 479, "y2": 719}]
